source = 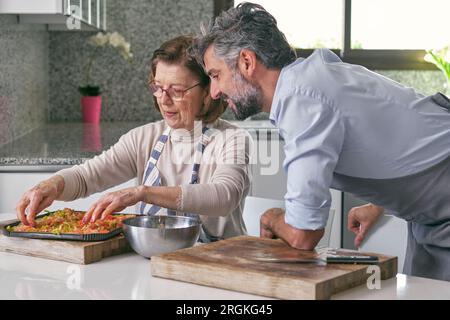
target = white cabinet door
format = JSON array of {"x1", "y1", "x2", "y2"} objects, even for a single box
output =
[
  {"x1": 249, "y1": 134, "x2": 287, "y2": 199},
  {"x1": 0, "y1": 0, "x2": 63, "y2": 14},
  {"x1": 0, "y1": 172, "x2": 138, "y2": 214},
  {"x1": 0, "y1": 0, "x2": 107, "y2": 31},
  {"x1": 359, "y1": 214, "x2": 407, "y2": 272}
]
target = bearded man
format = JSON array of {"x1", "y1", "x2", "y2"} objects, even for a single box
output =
[{"x1": 190, "y1": 2, "x2": 450, "y2": 281}]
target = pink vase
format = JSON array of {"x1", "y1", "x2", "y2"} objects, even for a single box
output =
[{"x1": 81, "y1": 96, "x2": 102, "y2": 123}]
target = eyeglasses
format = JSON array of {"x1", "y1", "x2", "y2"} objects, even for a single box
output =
[{"x1": 149, "y1": 82, "x2": 201, "y2": 101}]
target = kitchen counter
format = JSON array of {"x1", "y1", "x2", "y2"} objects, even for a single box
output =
[
  {"x1": 0, "y1": 122, "x2": 146, "y2": 168},
  {"x1": 0, "y1": 121, "x2": 278, "y2": 169},
  {"x1": 1, "y1": 213, "x2": 449, "y2": 300}
]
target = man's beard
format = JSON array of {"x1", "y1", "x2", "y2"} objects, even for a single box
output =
[{"x1": 226, "y1": 71, "x2": 263, "y2": 120}]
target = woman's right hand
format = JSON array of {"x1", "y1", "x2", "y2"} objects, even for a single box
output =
[{"x1": 15, "y1": 175, "x2": 65, "y2": 227}]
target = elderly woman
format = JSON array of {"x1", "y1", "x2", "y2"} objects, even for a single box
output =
[{"x1": 15, "y1": 35, "x2": 251, "y2": 242}]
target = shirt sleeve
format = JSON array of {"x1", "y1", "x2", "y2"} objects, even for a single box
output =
[
  {"x1": 56, "y1": 130, "x2": 139, "y2": 201},
  {"x1": 274, "y1": 89, "x2": 345, "y2": 230}
]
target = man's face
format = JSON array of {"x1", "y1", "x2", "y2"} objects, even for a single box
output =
[{"x1": 204, "y1": 45, "x2": 263, "y2": 120}]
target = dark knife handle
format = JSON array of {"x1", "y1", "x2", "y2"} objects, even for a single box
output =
[{"x1": 326, "y1": 255, "x2": 379, "y2": 264}]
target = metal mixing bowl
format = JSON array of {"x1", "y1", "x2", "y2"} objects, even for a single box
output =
[{"x1": 122, "y1": 215, "x2": 201, "y2": 258}]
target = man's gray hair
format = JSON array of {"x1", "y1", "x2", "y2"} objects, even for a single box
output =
[{"x1": 190, "y1": 2, "x2": 296, "y2": 70}]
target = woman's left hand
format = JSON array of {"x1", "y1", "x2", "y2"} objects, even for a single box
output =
[{"x1": 82, "y1": 186, "x2": 145, "y2": 223}]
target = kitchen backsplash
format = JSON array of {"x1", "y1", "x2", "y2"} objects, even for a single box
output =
[
  {"x1": 48, "y1": 0, "x2": 214, "y2": 122},
  {"x1": 0, "y1": 0, "x2": 447, "y2": 145},
  {"x1": 0, "y1": 15, "x2": 49, "y2": 146}
]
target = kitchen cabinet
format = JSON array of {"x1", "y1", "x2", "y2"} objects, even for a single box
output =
[
  {"x1": 359, "y1": 214, "x2": 407, "y2": 272},
  {"x1": 248, "y1": 130, "x2": 287, "y2": 199},
  {"x1": 0, "y1": 170, "x2": 137, "y2": 214},
  {"x1": 342, "y1": 192, "x2": 407, "y2": 272},
  {"x1": 0, "y1": 0, "x2": 107, "y2": 31}
]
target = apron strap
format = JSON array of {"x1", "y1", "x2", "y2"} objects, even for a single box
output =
[
  {"x1": 140, "y1": 126, "x2": 213, "y2": 217},
  {"x1": 140, "y1": 125, "x2": 220, "y2": 243},
  {"x1": 431, "y1": 92, "x2": 450, "y2": 111},
  {"x1": 139, "y1": 126, "x2": 171, "y2": 215}
]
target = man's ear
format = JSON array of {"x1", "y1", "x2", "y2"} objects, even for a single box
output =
[{"x1": 237, "y1": 49, "x2": 257, "y2": 78}]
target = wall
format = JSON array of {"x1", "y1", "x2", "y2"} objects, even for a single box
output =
[
  {"x1": 48, "y1": 0, "x2": 214, "y2": 122},
  {"x1": 0, "y1": 15, "x2": 49, "y2": 146}
]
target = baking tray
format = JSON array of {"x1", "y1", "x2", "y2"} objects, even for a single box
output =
[{"x1": 0, "y1": 211, "x2": 135, "y2": 242}]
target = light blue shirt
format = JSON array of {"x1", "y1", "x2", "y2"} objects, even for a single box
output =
[{"x1": 269, "y1": 48, "x2": 450, "y2": 230}]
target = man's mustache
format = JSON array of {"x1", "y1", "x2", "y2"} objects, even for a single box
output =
[{"x1": 218, "y1": 93, "x2": 229, "y2": 102}]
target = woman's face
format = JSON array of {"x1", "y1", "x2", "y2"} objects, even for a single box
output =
[{"x1": 153, "y1": 61, "x2": 208, "y2": 130}]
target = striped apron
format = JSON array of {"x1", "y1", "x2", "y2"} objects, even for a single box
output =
[{"x1": 139, "y1": 125, "x2": 219, "y2": 242}]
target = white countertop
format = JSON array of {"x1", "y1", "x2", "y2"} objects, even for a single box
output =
[{"x1": 1, "y1": 214, "x2": 449, "y2": 300}]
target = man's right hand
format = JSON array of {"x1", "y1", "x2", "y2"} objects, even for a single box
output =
[
  {"x1": 260, "y1": 208, "x2": 324, "y2": 250},
  {"x1": 15, "y1": 175, "x2": 65, "y2": 227},
  {"x1": 347, "y1": 203, "x2": 384, "y2": 247}
]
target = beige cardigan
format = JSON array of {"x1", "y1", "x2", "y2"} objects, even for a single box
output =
[{"x1": 56, "y1": 119, "x2": 252, "y2": 239}]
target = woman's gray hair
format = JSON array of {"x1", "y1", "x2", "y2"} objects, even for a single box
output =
[{"x1": 190, "y1": 2, "x2": 296, "y2": 70}]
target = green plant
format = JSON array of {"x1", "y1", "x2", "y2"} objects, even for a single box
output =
[
  {"x1": 424, "y1": 46, "x2": 450, "y2": 90},
  {"x1": 79, "y1": 31, "x2": 133, "y2": 96}
]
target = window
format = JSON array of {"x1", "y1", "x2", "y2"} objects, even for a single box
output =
[
  {"x1": 351, "y1": 0, "x2": 449, "y2": 50},
  {"x1": 214, "y1": 0, "x2": 450, "y2": 69},
  {"x1": 234, "y1": 0, "x2": 343, "y2": 49}
]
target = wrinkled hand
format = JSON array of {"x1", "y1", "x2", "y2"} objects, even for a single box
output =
[
  {"x1": 348, "y1": 203, "x2": 384, "y2": 247},
  {"x1": 260, "y1": 208, "x2": 285, "y2": 239},
  {"x1": 16, "y1": 175, "x2": 64, "y2": 227},
  {"x1": 82, "y1": 186, "x2": 145, "y2": 223}
]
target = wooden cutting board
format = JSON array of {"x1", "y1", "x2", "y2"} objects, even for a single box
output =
[
  {"x1": 0, "y1": 219, "x2": 132, "y2": 264},
  {"x1": 151, "y1": 236, "x2": 397, "y2": 300}
]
